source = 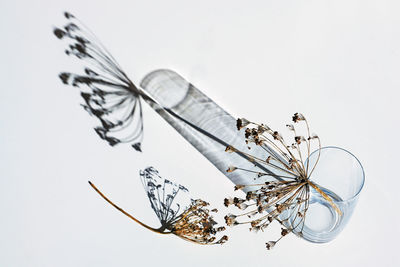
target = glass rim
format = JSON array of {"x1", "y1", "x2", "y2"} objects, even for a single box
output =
[{"x1": 307, "y1": 146, "x2": 365, "y2": 203}]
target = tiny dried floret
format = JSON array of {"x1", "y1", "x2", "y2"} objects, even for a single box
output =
[
  {"x1": 272, "y1": 131, "x2": 282, "y2": 141},
  {"x1": 265, "y1": 241, "x2": 276, "y2": 250},
  {"x1": 292, "y1": 113, "x2": 305, "y2": 123},
  {"x1": 224, "y1": 214, "x2": 238, "y2": 226},
  {"x1": 294, "y1": 136, "x2": 306, "y2": 145},
  {"x1": 237, "y1": 118, "x2": 250, "y2": 130}
]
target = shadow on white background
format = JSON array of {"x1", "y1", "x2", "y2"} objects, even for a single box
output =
[{"x1": 1, "y1": 0, "x2": 399, "y2": 266}]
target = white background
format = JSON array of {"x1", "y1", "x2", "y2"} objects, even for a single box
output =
[{"x1": 1, "y1": 1, "x2": 399, "y2": 266}]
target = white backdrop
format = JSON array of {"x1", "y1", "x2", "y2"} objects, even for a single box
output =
[{"x1": 1, "y1": 1, "x2": 399, "y2": 266}]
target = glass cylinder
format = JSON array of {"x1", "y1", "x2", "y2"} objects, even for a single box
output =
[
  {"x1": 140, "y1": 69, "x2": 276, "y2": 186},
  {"x1": 302, "y1": 146, "x2": 365, "y2": 242},
  {"x1": 139, "y1": 69, "x2": 365, "y2": 243}
]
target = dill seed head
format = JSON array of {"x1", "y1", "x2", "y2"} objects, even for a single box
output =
[
  {"x1": 223, "y1": 113, "x2": 341, "y2": 250},
  {"x1": 89, "y1": 167, "x2": 228, "y2": 245}
]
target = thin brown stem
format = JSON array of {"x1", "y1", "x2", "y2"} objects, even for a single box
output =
[
  {"x1": 308, "y1": 181, "x2": 342, "y2": 216},
  {"x1": 88, "y1": 181, "x2": 172, "y2": 234}
]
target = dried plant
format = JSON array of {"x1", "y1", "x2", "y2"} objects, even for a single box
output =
[
  {"x1": 53, "y1": 12, "x2": 143, "y2": 151},
  {"x1": 223, "y1": 113, "x2": 341, "y2": 250},
  {"x1": 89, "y1": 167, "x2": 228, "y2": 245}
]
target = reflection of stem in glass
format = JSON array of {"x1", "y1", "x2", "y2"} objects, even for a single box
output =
[{"x1": 308, "y1": 181, "x2": 342, "y2": 216}]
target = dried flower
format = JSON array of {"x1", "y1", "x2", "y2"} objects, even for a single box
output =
[
  {"x1": 237, "y1": 118, "x2": 250, "y2": 130},
  {"x1": 224, "y1": 114, "x2": 341, "y2": 250},
  {"x1": 224, "y1": 214, "x2": 238, "y2": 226},
  {"x1": 54, "y1": 12, "x2": 143, "y2": 150},
  {"x1": 265, "y1": 241, "x2": 276, "y2": 250},
  {"x1": 89, "y1": 167, "x2": 227, "y2": 245},
  {"x1": 292, "y1": 113, "x2": 305, "y2": 123}
]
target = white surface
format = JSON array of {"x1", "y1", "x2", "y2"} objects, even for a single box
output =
[{"x1": 1, "y1": 1, "x2": 399, "y2": 266}]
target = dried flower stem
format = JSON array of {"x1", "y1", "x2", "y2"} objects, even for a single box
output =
[
  {"x1": 88, "y1": 181, "x2": 170, "y2": 234},
  {"x1": 225, "y1": 114, "x2": 342, "y2": 250}
]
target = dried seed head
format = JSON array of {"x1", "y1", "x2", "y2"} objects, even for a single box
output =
[
  {"x1": 281, "y1": 228, "x2": 289, "y2": 237},
  {"x1": 251, "y1": 219, "x2": 262, "y2": 227},
  {"x1": 226, "y1": 113, "x2": 330, "y2": 250},
  {"x1": 294, "y1": 136, "x2": 306, "y2": 145},
  {"x1": 292, "y1": 113, "x2": 305, "y2": 123},
  {"x1": 233, "y1": 197, "x2": 244, "y2": 204},
  {"x1": 224, "y1": 214, "x2": 238, "y2": 226},
  {"x1": 237, "y1": 118, "x2": 250, "y2": 130},
  {"x1": 172, "y1": 198, "x2": 227, "y2": 244},
  {"x1": 224, "y1": 198, "x2": 234, "y2": 207},
  {"x1": 272, "y1": 131, "x2": 282, "y2": 141},
  {"x1": 89, "y1": 167, "x2": 228, "y2": 246},
  {"x1": 266, "y1": 241, "x2": 276, "y2": 250}
]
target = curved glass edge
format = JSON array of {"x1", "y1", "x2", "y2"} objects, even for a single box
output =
[{"x1": 306, "y1": 146, "x2": 365, "y2": 202}]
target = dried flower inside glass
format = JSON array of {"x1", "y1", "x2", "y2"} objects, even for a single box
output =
[
  {"x1": 224, "y1": 114, "x2": 341, "y2": 249},
  {"x1": 89, "y1": 167, "x2": 228, "y2": 245}
]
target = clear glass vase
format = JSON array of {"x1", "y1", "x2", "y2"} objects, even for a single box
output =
[
  {"x1": 301, "y1": 146, "x2": 365, "y2": 242},
  {"x1": 139, "y1": 69, "x2": 365, "y2": 243}
]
